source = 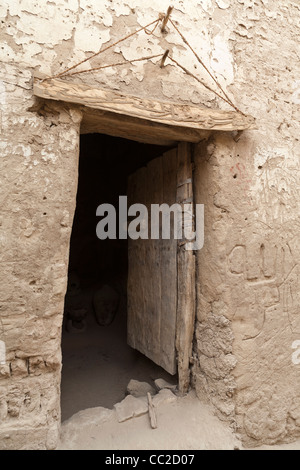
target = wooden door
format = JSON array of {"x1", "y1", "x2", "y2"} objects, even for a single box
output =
[{"x1": 127, "y1": 143, "x2": 195, "y2": 391}]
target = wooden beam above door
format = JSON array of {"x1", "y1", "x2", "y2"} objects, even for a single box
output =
[{"x1": 33, "y1": 76, "x2": 256, "y2": 146}]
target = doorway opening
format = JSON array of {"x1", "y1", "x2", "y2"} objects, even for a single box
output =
[{"x1": 61, "y1": 133, "x2": 178, "y2": 421}]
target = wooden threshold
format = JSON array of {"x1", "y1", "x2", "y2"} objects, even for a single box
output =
[{"x1": 33, "y1": 76, "x2": 256, "y2": 146}]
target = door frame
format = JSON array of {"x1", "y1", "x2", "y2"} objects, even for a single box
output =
[
  {"x1": 176, "y1": 142, "x2": 196, "y2": 393},
  {"x1": 33, "y1": 75, "x2": 255, "y2": 393}
]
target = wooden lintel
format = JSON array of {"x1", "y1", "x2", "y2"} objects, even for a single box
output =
[
  {"x1": 80, "y1": 107, "x2": 210, "y2": 146},
  {"x1": 33, "y1": 76, "x2": 256, "y2": 143}
]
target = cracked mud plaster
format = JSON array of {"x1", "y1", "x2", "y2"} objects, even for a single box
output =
[
  {"x1": 0, "y1": 0, "x2": 299, "y2": 450},
  {"x1": 193, "y1": 130, "x2": 300, "y2": 446}
]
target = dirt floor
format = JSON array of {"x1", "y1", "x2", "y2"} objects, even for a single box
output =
[
  {"x1": 58, "y1": 390, "x2": 239, "y2": 450},
  {"x1": 58, "y1": 390, "x2": 300, "y2": 450}
]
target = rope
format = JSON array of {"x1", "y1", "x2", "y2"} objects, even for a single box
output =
[
  {"x1": 42, "y1": 17, "x2": 161, "y2": 81},
  {"x1": 59, "y1": 53, "x2": 164, "y2": 78},
  {"x1": 169, "y1": 18, "x2": 242, "y2": 113},
  {"x1": 39, "y1": 7, "x2": 244, "y2": 114},
  {"x1": 168, "y1": 56, "x2": 245, "y2": 115},
  {"x1": 144, "y1": 19, "x2": 161, "y2": 35}
]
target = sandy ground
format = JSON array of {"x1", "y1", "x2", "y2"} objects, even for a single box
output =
[
  {"x1": 58, "y1": 390, "x2": 239, "y2": 450},
  {"x1": 60, "y1": 303, "x2": 300, "y2": 451},
  {"x1": 58, "y1": 390, "x2": 300, "y2": 450}
]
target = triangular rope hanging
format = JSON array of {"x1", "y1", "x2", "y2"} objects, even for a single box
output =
[{"x1": 40, "y1": 6, "x2": 244, "y2": 115}]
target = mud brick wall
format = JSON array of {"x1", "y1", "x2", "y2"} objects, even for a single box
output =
[{"x1": 0, "y1": 0, "x2": 299, "y2": 449}]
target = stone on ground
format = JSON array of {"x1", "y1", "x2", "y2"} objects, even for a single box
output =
[
  {"x1": 154, "y1": 378, "x2": 177, "y2": 391},
  {"x1": 114, "y1": 395, "x2": 148, "y2": 423},
  {"x1": 60, "y1": 406, "x2": 114, "y2": 444},
  {"x1": 152, "y1": 389, "x2": 177, "y2": 408},
  {"x1": 127, "y1": 379, "x2": 156, "y2": 398}
]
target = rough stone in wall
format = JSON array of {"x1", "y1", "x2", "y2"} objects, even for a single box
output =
[{"x1": 192, "y1": 313, "x2": 237, "y2": 422}]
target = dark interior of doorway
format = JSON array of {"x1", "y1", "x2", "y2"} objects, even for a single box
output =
[{"x1": 61, "y1": 133, "x2": 178, "y2": 421}]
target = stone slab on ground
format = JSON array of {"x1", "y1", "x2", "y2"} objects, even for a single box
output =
[
  {"x1": 127, "y1": 379, "x2": 156, "y2": 398},
  {"x1": 152, "y1": 389, "x2": 177, "y2": 408},
  {"x1": 114, "y1": 395, "x2": 148, "y2": 423},
  {"x1": 154, "y1": 378, "x2": 177, "y2": 391},
  {"x1": 60, "y1": 406, "x2": 114, "y2": 444}
]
